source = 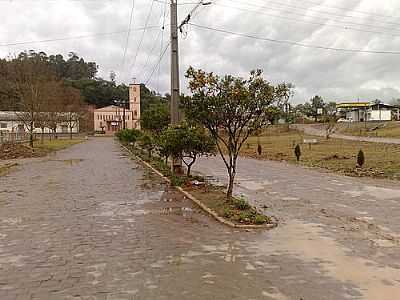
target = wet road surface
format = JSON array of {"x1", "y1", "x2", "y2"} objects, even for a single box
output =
[
  {"x1": 195, "y1": 156, "x2": 400, "y2": 300},
  {"x1": 1, "y1": 138, "x2": 399, "y2": 299}
]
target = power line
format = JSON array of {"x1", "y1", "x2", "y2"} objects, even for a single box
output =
[
  {"x1": 189, "y1": 23, "x2": 400, "y2": 54},
  {"x1": 158, "y1": 0, "x2": 169, "y2": 91},
  {"x1": 250, "y1": 0, "x2": 400, "y2": 27},
  {"x1": 145, "y1": 41, "x2": 171, "y2": 85},
  {"x1": 0, "y1": 26, "x2": 159, "y2": 47},
  {"x1": 223, "y1": 0, "x2": 400, "y2": 32},
  {"x1": 121, "y1": 0, "x2": 136, "y2": 69},
  {"x1": 214, "y1": 2, "x2": 400, "y2": 38},
  {"x1": 294, "y1": 0, "x2": 398, "y2": 19},
  {"x1": 130, "y1": 0, "x2": 156, "y2": 77}
]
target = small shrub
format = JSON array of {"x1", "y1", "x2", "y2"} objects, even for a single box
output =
[
  {"x1": 357, "y1": 149, "x2": 365, "y2": 167},
  {"x1": 254, "y1": 214, "x2": 269, "y2": 225},
  {"x1": 116, "y1": 129, "x2": 142, "y2": 145},
  {"x1": 257, "y1": 144, "x2": 262, "y2": 156},
  {"x1": 233, "y1": 197, "x2": 251, "y2": 210},
  {"x1": 294, "y1": 144, "x2": 301, "y2": 161},
  {"x1": 235, "y1": 211, "x2": 253, "y2": 223},
  {"x1": 170, "y1": 175, "x2": 187, "y2": 187},
  {"x1": 223, "y1": 208, "x2": 234, "y2": 218}
]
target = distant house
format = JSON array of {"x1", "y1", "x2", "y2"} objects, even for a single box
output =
[
  {"x1": 337, "y1": 102, "x2": 399, "y2": 122},
  {"x1": 0, "y1": 111, "x2": 79, "y2": 134},
  {"x1": 93, "y1": 83, "x2": 141, "y2": 135}
]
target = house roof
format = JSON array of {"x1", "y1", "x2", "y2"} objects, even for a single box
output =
[
  {"x1": 94, "y1": 105, "x2": 125, "y2": 112},
  {"x1": 337, "y1": 102, "x2": 370, "y2": 109}
]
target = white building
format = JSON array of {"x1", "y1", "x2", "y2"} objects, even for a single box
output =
[
  {"x1": 0, "y1": 111, "x2": 79, "y2": 134},
  {"x1": 94, "y1": 83, "x2": 141, "y2": 134},
  {"x1": 337, "y1": 102, "x2": 399, "y2": 122}
]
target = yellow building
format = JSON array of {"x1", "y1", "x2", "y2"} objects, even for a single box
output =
[{"x1": 93, "y1": 84, "x2": 141, "y2": 134}]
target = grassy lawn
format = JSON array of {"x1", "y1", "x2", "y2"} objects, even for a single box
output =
[
  {"x1": 241, "y1": 127, "x2": 400, "y2": 180},
  {"x1": 33, "y1": 139, "x2": 84, "y2": 153},
  {"x1": 339, "y1": 122, "x2": 400, "y2": 138}
]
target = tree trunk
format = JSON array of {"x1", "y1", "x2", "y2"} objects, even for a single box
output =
[
  {"x1": 29, "y1": 121, "x2": 34, "y2": 148},
  {"x1": 227, "y1": 172, "x2": 235, "y2": 200},
  {"x1": 70, "y1": 126, "x2": 73, "y2": 140},
  {"x1": 41, "y1": 128, "x2": 44, "y2": 144}
]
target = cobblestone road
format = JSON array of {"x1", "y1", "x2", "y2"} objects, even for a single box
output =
[{"x1": 0, "y1": 138, "x2": 397, "y2": 299}]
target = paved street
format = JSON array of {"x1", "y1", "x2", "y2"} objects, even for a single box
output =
[
  {"x1": 294, "y1": 124, "x2": 400, "y2": 144},
  {"x1": 1, "y1": 138, "x2": 399, "y2": 299},
  {"x1": 195, "y1": 156, "x2": 400, "y2": 299}
]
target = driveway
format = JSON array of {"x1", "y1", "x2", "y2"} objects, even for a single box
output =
[
  {"x1": 0, "y1": 138, "x2": 399, "y2": 299},
  {"x1": 294, "y1": 124, "x2": 400, "y2": 144}
]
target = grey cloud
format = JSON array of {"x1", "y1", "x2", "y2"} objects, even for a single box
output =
[{"x1": 1, "y1": 0, "x2": 400, "y2": 104}]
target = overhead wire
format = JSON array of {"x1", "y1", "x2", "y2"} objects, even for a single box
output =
[
  {"x1": 222, "y1": 0, "x2": 400, "y2": 33},
  {"x1": 121, "y1": 0, "x2": 136, "y2": 71},
  {"x1": 145, "y1": 40, "x2": 171, "y2": 85},
  {"x1": 247, "y1": 0, "x2": 400, "y2": 27},
  {"x1": 0, "y1": 26, "x2": 160, "y2": 47},
  {"x1": 214, "y1": 2, "x2": 400, "y2": 38},
  {"x1": 130, "y1": 0, "x2": 156, "y2": 78},
  {"x1": 189, "y1": 23, "x2": 400, "y2": 54}
]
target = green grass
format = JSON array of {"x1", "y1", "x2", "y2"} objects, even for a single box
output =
[
  {"x1": 187, "y1": 185, "x2": 271, "y2": 225},
  {"x1": 241, "y1": 128, "x2": 400, "y2": 180},
  {"x1": 33, "y1": 139, "x2": 84, "y2": 152},
  {"x1": 340, "y1": 122, "x2": 400, "y2": 138}
]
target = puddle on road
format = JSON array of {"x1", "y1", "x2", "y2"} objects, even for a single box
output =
[
  {"x1": 254, "y1": 221, "x2": 400, "y2": 300},
  {"x1": 344, "y1": 186, "x2": 400, "y2": 201},
  {"x1": 49, "y1": 159, "x2": 84, "y2": 166}
]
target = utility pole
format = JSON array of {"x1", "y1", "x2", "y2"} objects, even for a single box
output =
[
  {"x1": 171, "y1": 0, "x2": 180, "y2": 125},
  {"x1": 170, "y1": 0, "x2": 182, "y2": 173}
]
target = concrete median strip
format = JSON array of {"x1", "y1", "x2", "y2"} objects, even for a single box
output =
[{"x1": 121, "y1": 144, "x2": 277, "y2": 230}]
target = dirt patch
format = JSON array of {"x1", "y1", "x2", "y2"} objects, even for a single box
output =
[
  {"x1": 184, "y1": 184, "x2": 272, "y2": 226},
  {"x1": 0, "y1": 143, "x2": 44, "y2": 160},
  {"x1": 323, "y1": 154, "x2": 351, "y2": 161}
]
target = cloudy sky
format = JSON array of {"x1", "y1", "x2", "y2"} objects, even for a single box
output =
[{"x1": 1, "y1": 0, "x2": 400, "y2": 104}]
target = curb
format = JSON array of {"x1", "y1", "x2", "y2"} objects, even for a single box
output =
[{"x1": 121, "y1": 144, "x2": 277, "y2": 230}]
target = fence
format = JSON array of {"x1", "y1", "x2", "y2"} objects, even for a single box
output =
[{"x1": 0, "y1": 131, "x2": 30, "y2": 144}]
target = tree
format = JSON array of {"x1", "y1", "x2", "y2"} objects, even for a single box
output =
[
  {"x1": 139, "y1": 133, "x2": 155, "y2": 158},
  {"x1": 295, "y1": 144, "x2": 301, "y2": 161},
  {"x1": 357, "y1": 149, "x2": 365, "y2": 167},
  {"x1": 141, "y1": 103, "x2": 170, "y2": 134},
  {"x1": 324, "y1": 117, "x2": 338, "y2": 139},
  {"x1": 4, "y1": 57, "x2": 57, "y2": 147},
  {"x1": 303, "y1": 95, "x2": 325, "y2": 122},
  {"x1": 61, "y1": 86, "x2": 85, "y2": 139},
  {"x1": 182, "y1": 67, "x2": 293, "y2": 199},
  {"x1": 158, "y1": 124, "x2": 215, "y2": 176}
]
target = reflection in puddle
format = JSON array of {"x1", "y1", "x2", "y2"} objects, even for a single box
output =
[
  {"x1": 50, "y1": 159, "x2": 84, "y2": 166},
  {"x1": 254, "y1": 221, "x2": 400, "y2": 300}
]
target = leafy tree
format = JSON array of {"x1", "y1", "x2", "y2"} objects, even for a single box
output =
[
  {"x1": 325, "y1": 101, "x2": 337, "y2": 117},
  {"x1": 139, "y1": 133, "x2": 155, "y2": 158},
  {"x1": 141, "y1": 103, "x2": 170, "y2": 134},
  {"x1": 116, "y1": 129, "x2": 142, "y2": 145},
  {"x1": 158, "y1": 124, "x2": 215, "y2": 176},
  {"x1": 302, "y1": 95, "x2": 325, "y2": 122},
  {"x1": 182, "y1": 67, "x2": 293, "y2": 199}
]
